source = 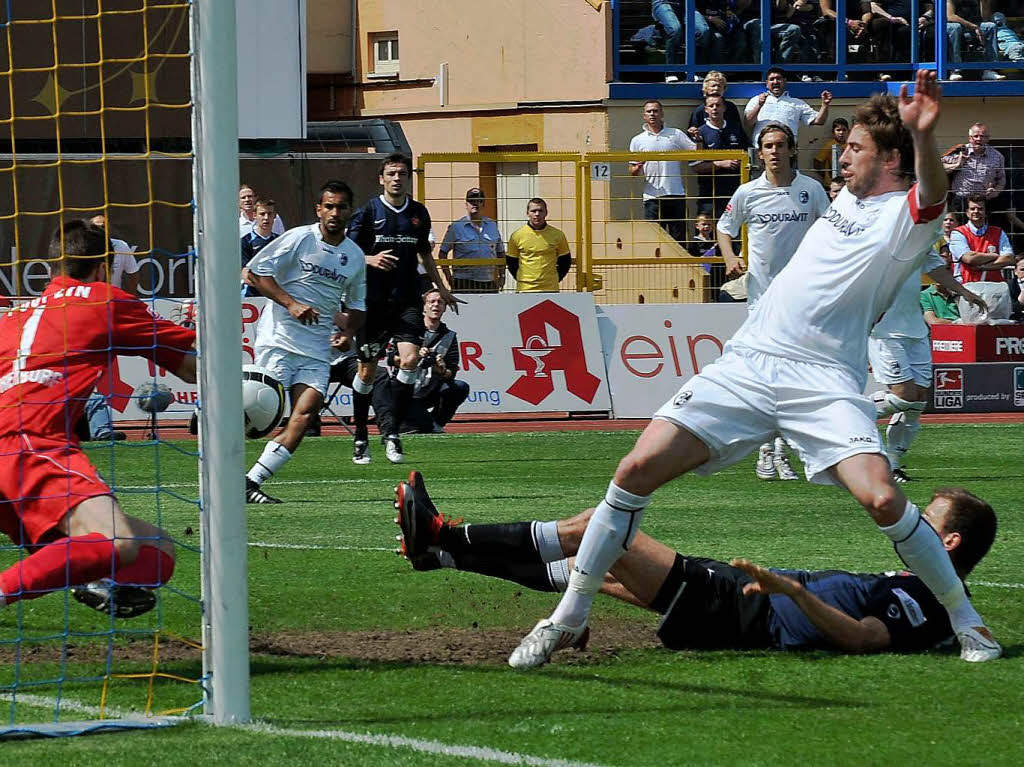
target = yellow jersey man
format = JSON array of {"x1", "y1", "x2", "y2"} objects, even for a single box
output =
[{"x1": 506, "y1": 198, "x2": 572, "y2": 292}]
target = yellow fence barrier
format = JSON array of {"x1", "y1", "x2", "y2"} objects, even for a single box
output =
[{"x1": 417, "y1": 150, "x2": 751, "y2": 303}]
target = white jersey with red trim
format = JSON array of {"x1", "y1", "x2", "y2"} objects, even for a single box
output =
[{"x1": 730, "y1": 184, "x2": 944, "y2": 377}]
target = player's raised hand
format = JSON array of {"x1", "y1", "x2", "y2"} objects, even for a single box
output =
[
  {"x1": 289, "y1": 302, "x2": 320, "y2": 325},
  {"x1": 730, "y1": 558, "x2": 801, "y2": 598},
  {"x1": 899, "y1": 69, "x2": 941, "y2": 136}
]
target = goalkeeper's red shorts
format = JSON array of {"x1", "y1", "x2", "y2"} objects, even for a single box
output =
[{"x1": 0, "y1": 434, "x2": 112, "y2": 546}]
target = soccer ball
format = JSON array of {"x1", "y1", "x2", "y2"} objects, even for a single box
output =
[{"x1": 242, "y1": 365, "x2": 285, "y2": 439}]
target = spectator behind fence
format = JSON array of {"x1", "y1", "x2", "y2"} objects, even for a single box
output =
[
  {"x1": 819, "y1": 0, "x2": 891, "y2": 72},
  {"x1": 651, "y1": 1, "x2": 683, "y2": 81},
  {"x1": 939, "y1": 211, "x2": 961, "y2": 278},
  {"x1": 691, "y1": 93, "x2": 749, "y2": 218},
  {"x1": 949, "y1": 195, "x2": 1016, "y2": 283},
  {"x1": 828, "y1": 174, "x2": 846, "y2": 201},
  {"x1": 82, "y1": 213, "x2": 138, "y2": 443},
  {"x1": 920, "y1": 271, "x2": 963, "y2": 325},
  {"x1": 240, "y1": 197, "x2": 280, "y2": 298},
  {"x1": 687, "y1": 212, "x2": 728, "y2": 295},
  {"x1": 696, "y1": 0, "x2": 752, "y2": 64},
  {"x1": 945, "y1": 0, "x2": 1005, "y2": 81},
  {"x1": 743, "y1": 68, "x2": 831, "y2": 146},
  {"x1": 813, "y1": 118, "x2": 849, "y2": 185},
  {"x1": 629, "y1": 99, "x2": 699, "y2": 245},
  {"x1": 1008, "y1": 256, "x2": 1024, "y2": 320},
  {"x1": 439, "y1": 187, "x2": 505, "y2": 294},
  {"x1": 745, "y1": 0, "x2": 819, "y2": 67},
  {"x1": 397, "y1": 289, "x2": 470, "y2": 434},
  {"x1": 942, "y1": 123, "x2": 1005, "y2": 220},
  {"x1": 868, "y1": 0, "x2": 921, "y2": 63},
  {"x1": 688, "y1": 72, "x2": 746, "y2": 135},
  {"x1": 506, "y1": 198, "x2": 571, "y2": 293},
  {"x1": 239, "y1": 183, "x2": 285, "y2": 238},
  {"x1": 992, "y1": 12, "x2": 1024, "y2": 61}
]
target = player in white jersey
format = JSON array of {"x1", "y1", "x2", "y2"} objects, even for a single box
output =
[
  {"x1": 242, "y1": 180, "x2": 367, "y2": 504},
  {"x1": 868, "y1": 246, "x2": 985, "y2": 482},
  {"x1": 508, "y1": 71, "x2": 1000, "y2": 669},
  {"x1": 717, "y1": 123, "x2": 830, "y2": 481}
]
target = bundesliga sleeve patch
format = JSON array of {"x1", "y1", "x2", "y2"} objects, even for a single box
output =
[{"x1": 891, "y1": 587, "x2": 927, "y2": 627}]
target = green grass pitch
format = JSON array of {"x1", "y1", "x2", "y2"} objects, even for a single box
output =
[{"x1": 1, "y1": 423, "x2": 1021, "y2": 765}]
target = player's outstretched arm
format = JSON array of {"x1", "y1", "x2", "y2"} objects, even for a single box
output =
[
  {"x1": 731, "y1": 559, "x2": 892, "y2": 652},
  {"x1": 899, "y1": 69, "x2": 947, "y2": 208}
]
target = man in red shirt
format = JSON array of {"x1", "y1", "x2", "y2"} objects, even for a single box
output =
[
  {"x1": 0, "y1": 220, "x2": 196, "y2": 615},
  {"x1": 949, "y1": 195, "x2": 1016, "y2": 282}
]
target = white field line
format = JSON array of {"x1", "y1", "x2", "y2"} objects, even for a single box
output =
[
  {"x1": 4, "y1": 693, "x2": 608, "y2": 767},
  {"x1": 241, "y1": 722, "x2": 608, "y2": 767},
  {"x1": 249, "y1": 541, "x2": 393, "y2": 552}
]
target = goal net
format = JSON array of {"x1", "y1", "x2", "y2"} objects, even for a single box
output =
[{"x1": 0, "y1": 0, "x2": 247, "y2": 738}]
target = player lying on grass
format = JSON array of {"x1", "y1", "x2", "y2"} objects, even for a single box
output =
[
  {"x1": 395, "y1": 472, "x2": 997, "y2": 657},
  {"x1": 0, "y1": 220, "x2": 196, "y2": 617}
]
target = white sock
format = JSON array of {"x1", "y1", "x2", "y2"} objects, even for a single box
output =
[
  {"x1": 396, "y1": 367, "x2": 416, "y2": 385},
  {"x1": 546, "y1": 559, "x2": 571, "y2": 592},
  {"x1": 246, "y1": 440, "x2": 292, "y2": 485},
  {"x1": 549, "y1": 482, "x2": 649, "y2": 628},
  {"x1": 352, "y1": 374, "x2": 373, "y2": 395},
  {"x1": 872, "y1": 389, "x2": 895, "y2": 416},
  {"x1": 773, "y1": 436, "x2": 786, "y2": 459},
  {"x1": 531, "y1": 520, "x2": 564, "y2": 563},
  {"x1": 0, "y1": 589, "x2": 5, "y2": 609},
  {"x1": 886, "y1": 409, "x2": 922, "y2": 467},
  {"x1": 879, "y1": 501, "x2": 982, "y2": 631}
]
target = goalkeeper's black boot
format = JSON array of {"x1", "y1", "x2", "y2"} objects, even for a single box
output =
[{"x1": 73, "y1": 579, "x2": 157, "y2": 619}]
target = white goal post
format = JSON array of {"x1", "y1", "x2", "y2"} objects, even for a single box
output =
[{"x1": 192, "y1": 0, "x2": 251, "y2": 725}]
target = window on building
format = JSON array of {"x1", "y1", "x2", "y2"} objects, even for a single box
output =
[{"x1": 371, "y1": 33, "x2": 399, "y2": 75}]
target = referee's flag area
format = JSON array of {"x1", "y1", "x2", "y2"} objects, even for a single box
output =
[{"x1": 3, "y1": 425, "x2": 1021, "y2": 765}]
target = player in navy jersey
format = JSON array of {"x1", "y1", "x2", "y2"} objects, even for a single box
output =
[
  {"x1": 345, "y1": 153, "x2": 461, "y2": 465},
  {"x1": 396, "y1": 474, "x2": 996, "y2": 656}
]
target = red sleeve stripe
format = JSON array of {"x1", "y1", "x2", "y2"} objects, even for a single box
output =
[{"x1": 908, "y1": 183, "x2": 945, "y2": 224}]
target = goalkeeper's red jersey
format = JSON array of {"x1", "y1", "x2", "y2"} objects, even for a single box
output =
[{"x1": 0, "y1": 276, "x2": 195, "y2": 440}]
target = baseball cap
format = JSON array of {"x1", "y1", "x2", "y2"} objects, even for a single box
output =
[{"x1": 465, "y1": 187, "x2": 484, "y2": 202}]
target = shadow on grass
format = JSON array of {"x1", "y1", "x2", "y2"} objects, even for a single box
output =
[{"x1": 248, "y1": 655, "x2": 868, "y2": 717}]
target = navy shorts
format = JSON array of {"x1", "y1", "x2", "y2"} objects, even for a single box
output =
[{"x1": 656, "y1": 555, "x2": 775, "y2": 651}]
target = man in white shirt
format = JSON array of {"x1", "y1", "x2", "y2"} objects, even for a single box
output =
[
  {"x1": 629, "y1": 100, "x2": 698, "y2": 244},
  {"x1": 242, "y1": 180, "x2": 367, "y2": 504},
  {"x1": 509, "y1": 71, "x2": 1000, "y2": 669},
  {"x1": 239, "y1": 183, "x2": 286, "y2": 238},
  {"x1": 743, "y1": 68, "x2": 832, "y2": 146},
  {"x1": 716, "y1": 122, "x2": 830, "y2": 481},
  {"x1": 869, "y1": 252, "x2": 985, "y2": 482}
]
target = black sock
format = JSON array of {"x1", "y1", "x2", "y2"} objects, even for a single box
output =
[
  {"x1": 352, "y1": 391, "x2": 371, "y2": 441},
  {"x1": 437, "y1": 521, "x2": 539, "y2": 562},
  {"x1": 450, "y1": 552, "x2": 557, "y2": 592},
  {"x1": 389, "y1": 378, "x2": 413, "y2": 435}
]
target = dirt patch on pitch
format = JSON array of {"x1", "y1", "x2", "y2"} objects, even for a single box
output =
[
  {"x1": 0, "y1": 619, "x2": 661, "y2": 668},
  {"x1": 252, "y1": 619, "x2": 662, "y2": 666}
]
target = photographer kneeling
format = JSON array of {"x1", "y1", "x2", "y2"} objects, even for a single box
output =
[{"x1": 397, "y1": 288, "x2": 470, "y2": 434}]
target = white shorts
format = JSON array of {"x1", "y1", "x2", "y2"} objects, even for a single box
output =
[
  {"x1": 253, "y1": 346, "x2": 330, "y2": 397},
  {"x1": 652, "y1": 347, "x2": 882, "y2": 485},
  {"x1": 868, "y1": 335, "x2": 932, "y2": 387}
]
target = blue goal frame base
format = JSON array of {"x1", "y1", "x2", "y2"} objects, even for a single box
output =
[{"x1": 0, "y1": 715, "x2": 186, "y2": 741}]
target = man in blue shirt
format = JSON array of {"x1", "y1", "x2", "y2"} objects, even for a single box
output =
[
  {"x1": 691, "y1": 93, "x2": 750, "y2": 218},
  {"x1": 395, "y1": 473, "x2": 996, "y2": 658},
  {"x1": 439, "y1": 187, "x2": 505, "y2": 294},
  {"x1": 240, "y1": 197, "x2": 280, "y2": 297}
]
